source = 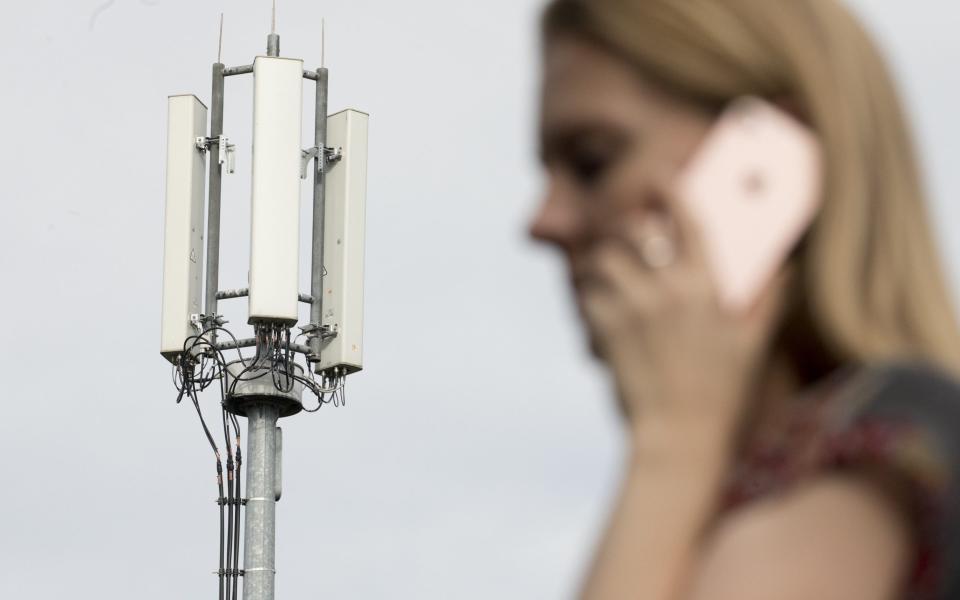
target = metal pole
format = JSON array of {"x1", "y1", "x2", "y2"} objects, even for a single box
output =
[
  {"x1": 242, "y1": 403, "x2": 280, "y2": 600},
  {"x1": 224, "y1": 64, "x2": 254, "y2": 77},
  {"x1": 215, "y1": 338, "x2": 313, "y2": 355},
  {"x1": 309, "y1": 68, "x2": 329, "y2": 370},
  {"x1": 266, "y1": 34, "x2": 280, "y2": 57},
  {"x1": 204, "y1": 62, "x2": 226, "y2": 343}
]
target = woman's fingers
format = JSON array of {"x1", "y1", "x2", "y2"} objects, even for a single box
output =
[
  {"x1": 622, "y1": 213, "x2": 678, "y2": 270},
  {"x1": 644, "y1": 164, "x2": 712, "y2": 274},
  {"x1": 589, "y1": 238, "x2": 654, "y2": 305},
  {"x1": 618, "y1": 207, "x2": 719, "y2": 310}
]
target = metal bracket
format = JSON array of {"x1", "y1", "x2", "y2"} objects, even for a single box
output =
[
  {"x1": 299, "y1": 323, "x2": 338, "y2": 341},
  {"x1": 300, "y1": 146, "x2": 343, "y2": 179},
  {"x1": 199, "y1": 313, "x2": 229, "y2": 328},
  {"x1": 196, "y1": 135, "x2": 236, "y2": 174},
  {"x1": 274, "y1": 427, "x2": 282, "y2": 502},
  {"x1": 300, "y1": 323, "x2": 338, "y2": 364},
  {"x1": 325, "y1": 145, "x2": 343, "y2": 165},
  {"x1": 219, "y1": 136, "x2": 236, "y2": 173},
  {"x1": 300, "y1": 146, "x2": 319, "y2": 179}
]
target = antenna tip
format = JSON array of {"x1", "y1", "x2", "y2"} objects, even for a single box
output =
[{"x1": 217, "y1": 13, "x2": 225, "y2": 63}]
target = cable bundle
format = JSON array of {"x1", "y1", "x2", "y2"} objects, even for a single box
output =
[
  {"x1": 172, "y1": 323, "x2": 346, "y2": 598},
  {"x1": 174, "y1": 330, "x2": 245, "y2": 600}
]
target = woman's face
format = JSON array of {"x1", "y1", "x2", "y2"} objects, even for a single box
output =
[{"x1": 531, "y1": 36, "x2": 714, "y2": 347}]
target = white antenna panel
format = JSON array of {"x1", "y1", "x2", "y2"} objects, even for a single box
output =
[
  {"x1": 248, "y1": 56, "x2": 304, "y2": 324},
  {"x1": 160, "y1": 95, "x2": 208, "y2": 361},
  {"x1": 319, "y1": 109, "x2": 369, "y2": 374}
]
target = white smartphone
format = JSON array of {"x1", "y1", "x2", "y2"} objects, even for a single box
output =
[{"x1": 674, "y1": 96, "x2": 823, "y2": 312}]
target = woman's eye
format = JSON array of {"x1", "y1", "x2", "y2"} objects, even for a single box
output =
[{"x1": 570, "y1": 153, "x2": 612, "y2": 186}]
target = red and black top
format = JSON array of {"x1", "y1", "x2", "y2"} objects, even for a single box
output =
[{"x1": 721, "y1": 362, "x2": 960, "y2": 600}]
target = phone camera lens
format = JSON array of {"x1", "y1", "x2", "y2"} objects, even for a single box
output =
[{"x1": 743, "y1": 171, "x2": 766, "y2": 197}]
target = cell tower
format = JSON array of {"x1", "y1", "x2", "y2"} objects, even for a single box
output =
[{"x1": 160, "y1": 6, "x2": 368, "y2": 599}]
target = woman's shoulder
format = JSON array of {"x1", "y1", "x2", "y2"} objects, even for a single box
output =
[
  {"x1": 825, "y1": 359, "x2": 960, "y2": 475},
  {"x1": 822, "y1": 359, "x2": 960, "y2": 599},
  {"x1": 819, "y1": 358, "x2": 960, "y2": 510},
  {"x1": 725, "y1": 359, "x2": 960, "y2": 599}
]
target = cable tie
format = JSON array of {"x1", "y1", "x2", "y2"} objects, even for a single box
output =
[{"x1": 217, "y1": 497, "x2": 247, "y2": 506}]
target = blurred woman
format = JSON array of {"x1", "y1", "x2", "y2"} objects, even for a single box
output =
[{"x1": 530, "y1": 0, "x2": 960, "y2": 598}]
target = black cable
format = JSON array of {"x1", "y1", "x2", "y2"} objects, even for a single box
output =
[
  {"x1": 268, "y1": 325, "x2": 294, "y2": 394},
  {"x1": 187, "y1": 386, "x2": 220, "y2": 456},
  {"x1": 187, "y1": 386, "x2": 225, "y2": 600},
  {"x1": 180, "y1": 329, "x2": 257, "y2": 398},
  {"x1": 183, "y1": 325, "x2": 255, "y2": 367},
  {"x1": 293, "y1": 372, "x2": 338, "y2": 412},
  {"x1": 301, "y1": 393, "x2": 325, "y2": 412},
  {"x1": 175, "y1": 330, "x2": 254, "y2": 598},
  {"x1": 282, "y1": 327, "x2": 293, "y2": 392},
  {"x1": 181, "y1": 361, "x2": 226, "y2": 600},
  {"x1": 222, "y1": 409, "x2": 235, "y2": 600},
  {"x1": 217, "y1": 460, "x2": 226, "y2": 600},
  {"x1": 224, "y1": 325, "x2": 283, "y2": 398},
  {"x1": 271, "y1": 354, "x2": 295, "y2": 394},
  {"x1": 181, "y1": 333, "x2": 260, "y2": 400},
  {"x1": 231, "y1": 413, "x2": 242, "y2": 600},
  {"x1": 172, "y1": 363, "x2": 184, "y2": 393}
]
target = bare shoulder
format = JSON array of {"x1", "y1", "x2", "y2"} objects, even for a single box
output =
[{"x1": 689, "y1": 473, "x2": 912, "y2": 600}]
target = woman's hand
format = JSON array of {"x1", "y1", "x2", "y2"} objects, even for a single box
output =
[{"x1": 576, "y1": 186, "x2": 787, "y2": 446}]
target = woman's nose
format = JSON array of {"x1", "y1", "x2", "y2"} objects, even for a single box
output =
[{"x1": 529, "y1": 177, "x2": 585, "y2": 249}]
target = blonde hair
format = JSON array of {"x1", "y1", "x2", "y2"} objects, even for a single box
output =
[{"x1": 543, "y1": 0, "x2": 960, "y2": 374}]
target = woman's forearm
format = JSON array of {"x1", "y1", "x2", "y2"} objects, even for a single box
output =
[{"x1": 580, "y1": 422, "x2": 732, "y2": 600}]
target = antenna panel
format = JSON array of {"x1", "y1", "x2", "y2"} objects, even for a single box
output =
[
  {"x1": 160, "y1": 95, "x2": 208, "y2": 361},
  {"x1": 319, "y1": 109, "x2": 369, "y2": 374},
  {"x1": 249, "y1": 56, "x2": 304, "y2": 324}
]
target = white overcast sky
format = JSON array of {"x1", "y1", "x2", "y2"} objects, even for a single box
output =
[{"x1": 0, "y1": 1, "x2": 957, "y2": 598}]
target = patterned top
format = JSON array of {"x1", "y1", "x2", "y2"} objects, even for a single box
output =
[{"x1": 721, "y1": 361, "x2": 960, "y2": 600}]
